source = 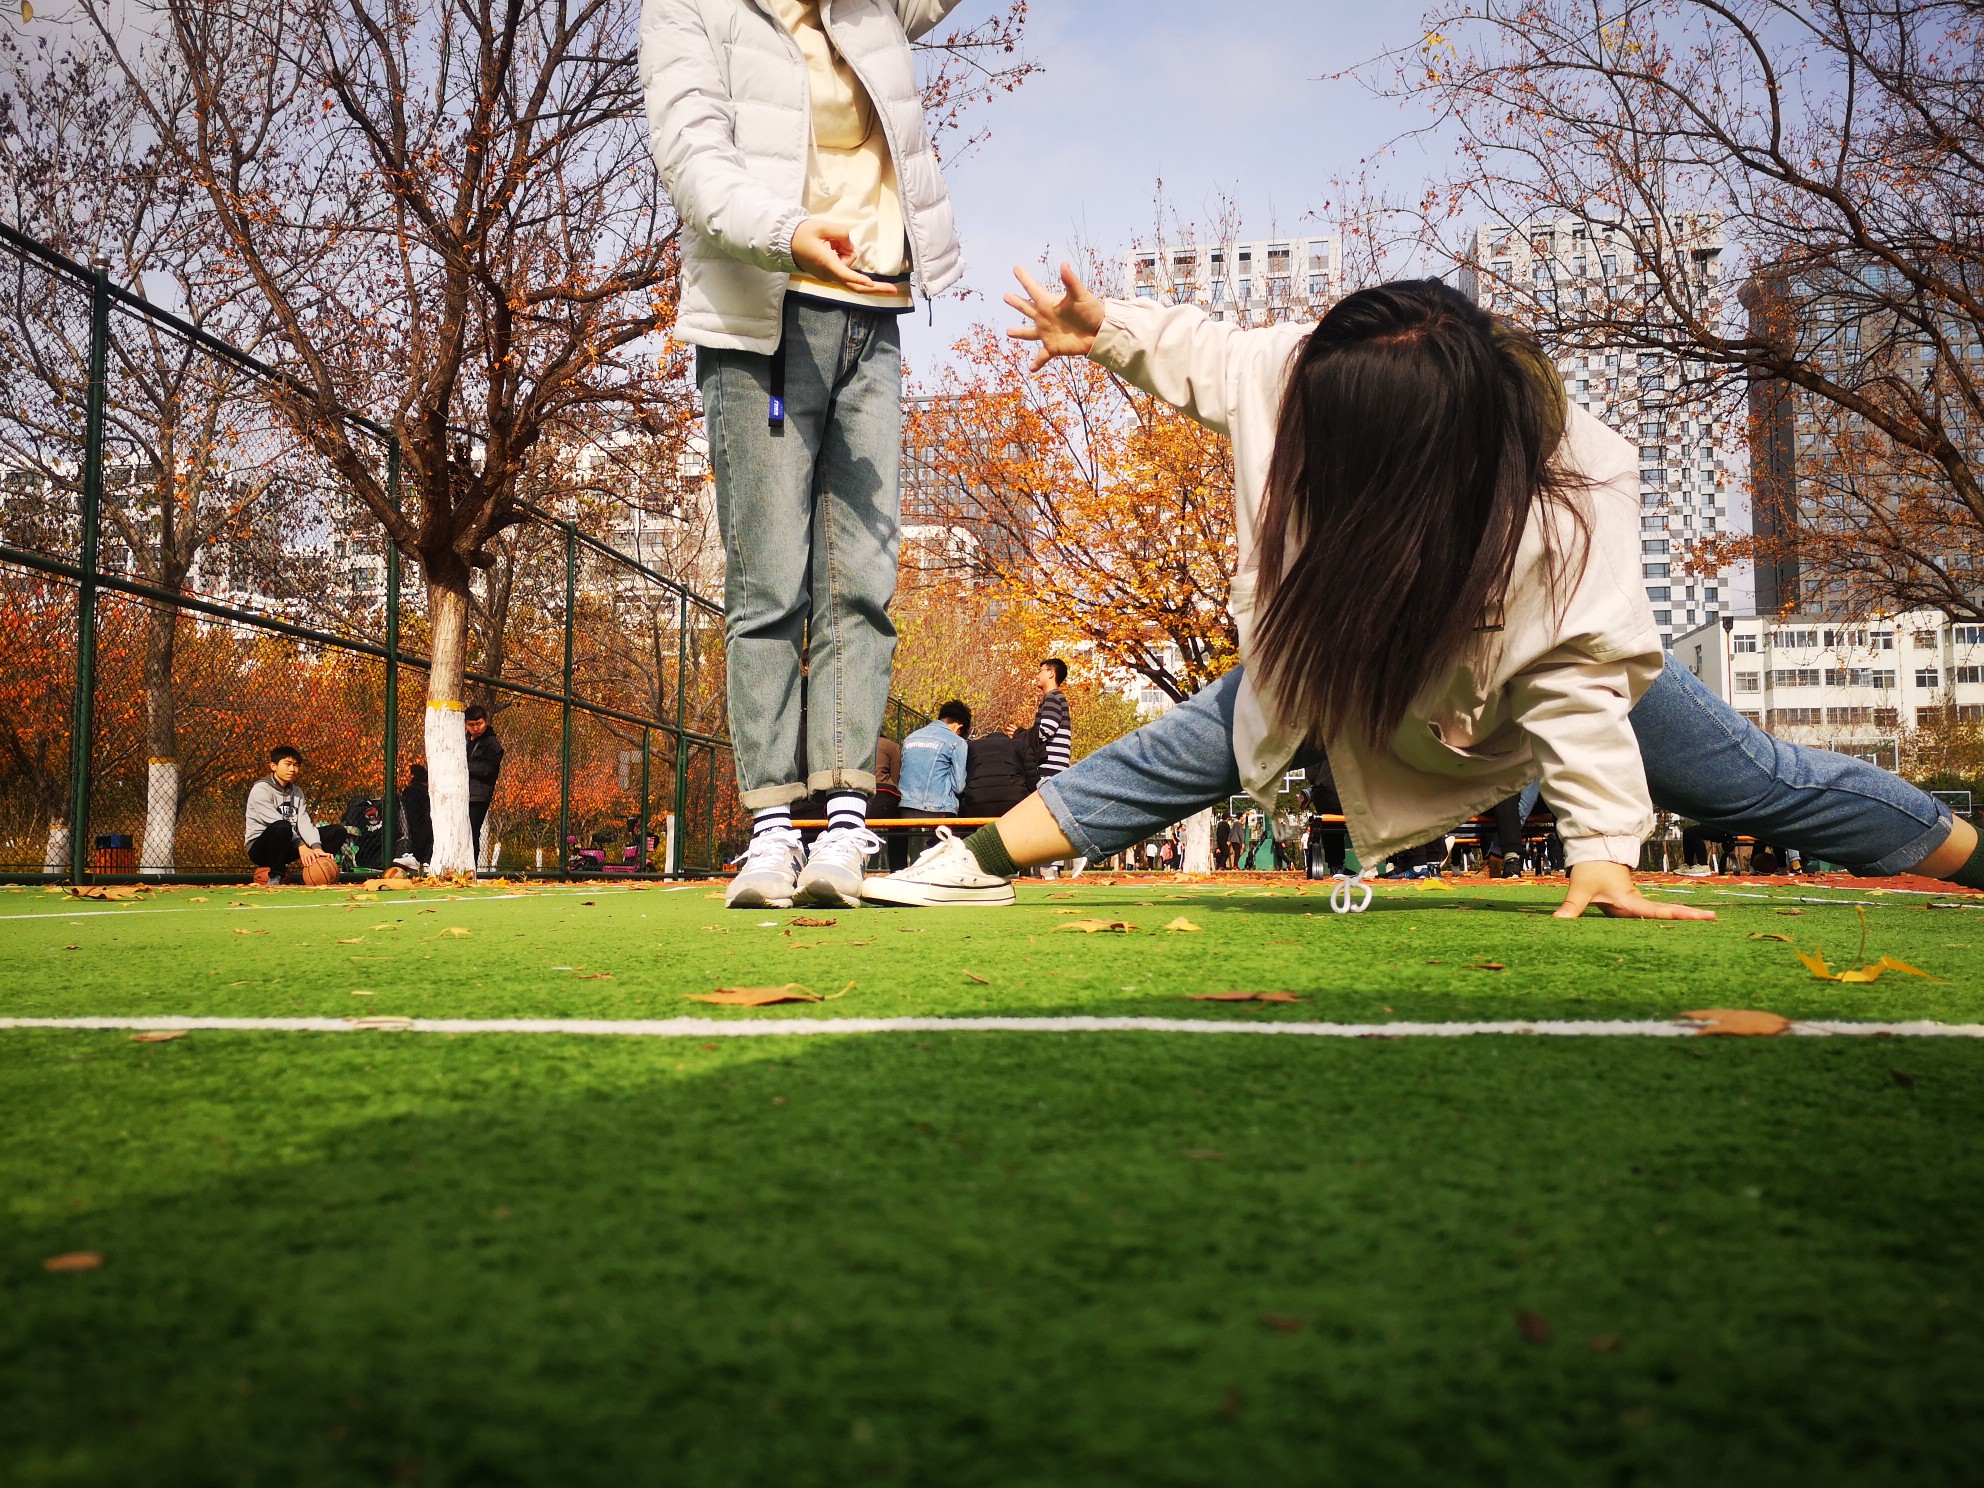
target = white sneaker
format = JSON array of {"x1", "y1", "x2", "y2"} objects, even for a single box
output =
[
  {"x1": 795, "y1": 825, "x2": 884, "y2": 908},
  {"x1": 1674, "y1": 864, "x2": 1716, "y2": 878},
  {"x1": 861, "y1": 827, "x2": 1016, "y2": 907},
  {"x1": 392, "y1": 853, "x2": 422, "y2": 873},
  {"x1": 726, "y1": 831, "x2": 805, "y2": 909}
]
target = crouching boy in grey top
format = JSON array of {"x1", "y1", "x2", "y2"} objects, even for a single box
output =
[{"x1": 244, "y1": 744, "x2": 342, "y2": 885}]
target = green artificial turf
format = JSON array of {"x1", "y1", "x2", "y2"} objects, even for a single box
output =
[
  {"x1": 4, "y1": 876, "x2": 1984, "y2": 1485},
  {"x1": 2, "y1": 876, "x2": 1982, "y2": 1025},
  {"x1": 4, "y1": 1031, "x2": 1983, "y2": 1486}
]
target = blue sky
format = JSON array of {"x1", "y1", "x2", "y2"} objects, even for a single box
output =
[{"x1": 917, "y1": 0, "x2": 1438, "y2": 366}]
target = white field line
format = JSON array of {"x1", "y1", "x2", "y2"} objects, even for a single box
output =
[{"x1": 4, "y1": 1015, "x2": 1984, "y2": 1040}]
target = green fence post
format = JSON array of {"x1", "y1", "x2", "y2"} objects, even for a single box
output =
[
  {"x1": 559, "y1": 525, "x2": 576, "y2": 881},
  {"x1": 380, "y1": 439, "x2": 401, "y2": 869},
  {"x1": 672, "y1": 590, "x2": 691, "y2": 873},
  {"x1": 66, "y1": 256, "x2": 111, "y2": 884},
  {"x1": 638, "y1": 727, "x2": 652, "y2": 875}
]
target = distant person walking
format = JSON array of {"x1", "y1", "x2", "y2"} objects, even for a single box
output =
[
  {"x1": 1030, "y1": 657, "x2": 1072, "y2": 782},
  {"x1": 465, "y1": 705, "x2": 505, "y2": 865}
]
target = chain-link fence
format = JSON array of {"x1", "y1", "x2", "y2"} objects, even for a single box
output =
[{"x1": 0, "y1": 222, "x2": 929, "y2": 884}]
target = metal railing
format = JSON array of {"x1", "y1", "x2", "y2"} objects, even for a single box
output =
[{"x1": 0, "y1": 221, "x2": 927, "y2": 883}]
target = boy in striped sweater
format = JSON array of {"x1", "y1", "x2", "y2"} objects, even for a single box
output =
[{"x1": 1031, "y1": 658, "x2": 1072, "y2": 780}]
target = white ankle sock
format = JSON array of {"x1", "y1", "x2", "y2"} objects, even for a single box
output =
[{"x1": 826, "y1": 793, "x2": 867, "y2": 833}]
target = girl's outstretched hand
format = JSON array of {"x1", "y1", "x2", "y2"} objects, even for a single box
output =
[
  {"x1": 1554, "y1": 861, "x2": 1716, "y2": 920},
  {"x1": 1006, "y1": 263, "x2": 1105, "y2": 371}
]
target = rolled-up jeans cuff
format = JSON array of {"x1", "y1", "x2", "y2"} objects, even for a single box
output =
[
  {"x1": 1867, "y1": 804, "x2": 1954, "y2": 876},
  {"x1": 1038, "y1": 776, "x2": 1105, "y2": 860},
  {"x1": 806, "y1": 769, "x2": 877, "y2": 796},
  {"x1": 741, "y1": 782, "x2": 809, "y2": 811}
]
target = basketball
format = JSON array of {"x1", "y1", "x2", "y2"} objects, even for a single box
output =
[{"x1": 300, "y1": 856, "x2": 341, "y2": 888}]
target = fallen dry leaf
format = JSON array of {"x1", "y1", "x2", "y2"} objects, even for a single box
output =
[
  {"x1": 1047, "y1": 891, "x2": 1078, "y2": 899},
  {"x1": 188, "y1": 896, "x2": 209, "y2": 903},
  {"x1": 1188, "y1": 990, "x2": 1306, "y2": 1004},
  {"x1": 346, "y1": 1015, "x2": 415, "y2": 1031},
  {"x1": 1464, "y1": 962, "x2": 1507, "y2": 972},
  {"x1": 129, "y1": 1030, "x2": 187, "y2": 1043},
  {"x1": 962, "y1": 970, "x2": 990, "y2": 985},
  {"x1": 337, "y1": 936, "x2": 363, "y2": 945},
  {"x1": 230, "y1": 928, "x2": 270, "y2": 937},
  {"x1": 43, "y1": 1252, "x2": 103, "y2": 1273},
  {"x1": 1682, "y1": 1008, "x2": 1791, "y2": 1037},
  {"x1": 350, "y1": 990, "x2": 375, "y2": 997},
  {"x1": 689, "y1": 984, "x2": 822, "y2": 1006},
  {"x1": 1775, "y1": 907, "x2": 1805, "y2": 916},
  {"x1": 66, "y1": 885, "x2": 149, "y2": 902},
  {"x1": 1163, "y1": 917, "x2": 1204, "y2": 932},
  {"x1": 1797, "y1": 946, "x2": 1940, "y2": 984},
  {"x1": 438, "y1": 927, "x2": 471, "y2": 938},
  {"x1": 1516, "y1": 1311, "x2": 1553, "y2": 1344},
  {"x1": 1414, "y1": 879, "x2": 1452, "y2": 892},
  {"x1": 1748, "y1": 932, "x2": 1794, "y2": 942},
  {"x1": 574, "y1": 972, "x2": 614, "y2": 981},
  {"x1": 370, "y1": 923, "x2": 398, "y2": 932},
  {"x1": 789, "y1": 916, "x2": 838, "y2": 928},
  {"x1": 1054, "y1": 919, "x2": 1135, "y2": 934}
]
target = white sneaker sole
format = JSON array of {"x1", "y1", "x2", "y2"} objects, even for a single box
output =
[
  {"x1": 725, "y1": 884, "x2": 795, "y2": 909},
  {"x1": 793, "y1": 873, "x2": 863, "y2": 909},
  {"x1": 859, "y1": 877, "x2": 1016, "y2": 907}
]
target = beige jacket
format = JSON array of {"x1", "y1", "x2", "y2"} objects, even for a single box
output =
[{"x1": 1088, "y1": 296, "x2": 1665, "y2": 868}]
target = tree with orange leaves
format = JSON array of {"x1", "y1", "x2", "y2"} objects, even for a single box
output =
[{"x1": 906, "y1": 321, "x2": 1240, "y2": 706}]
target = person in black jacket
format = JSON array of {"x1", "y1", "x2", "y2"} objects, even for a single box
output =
[
  {"x1": 399, "y1": 762, "x2": 434, "y2": 868},
  {"x1": 960, "y1": 725, "x2": 1042, "y2": 819},
  {"x1": 465, "y1": 705, "x2": 505, "y2": 863}
]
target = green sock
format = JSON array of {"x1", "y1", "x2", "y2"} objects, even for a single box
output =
[
  {"x1": 1951, "y1": 833, "x2": 1984, "y2": 891},
  {"x1": 963, "y1": 824, "x2": 1018, "y2": 879}
]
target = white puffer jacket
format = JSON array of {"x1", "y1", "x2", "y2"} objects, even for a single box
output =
[{"x1": 640, "y1": 0, "x2": 968, "y2": 352}]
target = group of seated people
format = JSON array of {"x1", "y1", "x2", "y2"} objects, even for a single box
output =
[{"x1": 876, "y1": 700, "x2": 1049, "y2": 868}]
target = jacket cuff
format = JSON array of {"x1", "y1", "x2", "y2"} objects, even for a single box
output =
[
  {"x1": 1561, "y1": 834, "x2": 1645, "y2": 868},
  {"x1": 769, "y1": 207, "x2": 809, "y2": 275},
  {"x1": 1087, "y1": 297, "x2": 1156, "y2": 374}
]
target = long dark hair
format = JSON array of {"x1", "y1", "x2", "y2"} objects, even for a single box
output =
[{"x1": 1251, "y1": 279, "x2": 1585, "y2": 749}]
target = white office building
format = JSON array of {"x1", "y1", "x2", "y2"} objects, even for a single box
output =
[
  {"x1": 1674, "y1": 610, "x2": 1984, "y2": 769},
  {"x1": 1123, "y1": 233, "x2": 1344, "y2": 325},
  {"x1": 1460, "y1": 215, "x2": 1737, "y2": 648}
]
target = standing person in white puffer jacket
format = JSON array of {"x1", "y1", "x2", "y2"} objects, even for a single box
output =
[{"x1": 640, "y1": 0, "x2": 975, "y2": 910}]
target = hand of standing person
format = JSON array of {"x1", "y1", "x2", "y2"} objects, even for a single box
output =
[
  {"x1": 793, "y1": 218, "x2": 899, "y2": 296},
  {"x1": 1005, "y1": 263, "x2": 1106, "y2": 371},
  {"x1": 1554, "y1": 861, "x2": 1715, "y2": 921}
]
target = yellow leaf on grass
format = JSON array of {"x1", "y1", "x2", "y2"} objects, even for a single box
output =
[
  {"x1": 1796, "y1": 946, "x2": 1833, "y2": 979},
  {"x1": 230, "y1": 928, "x2": 270, "y2": 937},
  {"x1": 1748, "y1": 932, "x2": 1794, "y2": 942},
  {"x1": 1163, "y1": 917, "x2": 1203, "y2": 932},
  {"x1": 43, "y1": 1252, "x2": 102, "y2": 1272},
  {"x1": 1414, "y1": 879, "x2": 1452, "y2": 891},
  {"x1": 347, "y1": 1015, "x2": 415, "y2": 1031},
  {"x1": 438, "y1": 927, "x2": 471, "y2": 938},
  {"x1": 370, "y1": 923, "x2": 398, "y2": 932},
  {"x1": 689, "y1": 984, "x2": 822, "y2": 1006},
  {"x1": 1054, "y1": 919, "x2": 1135, "y2": 934},
  {"x1": 962, "y1": 970, "x2": 990, "y2": 984},
  {"x1": 337, "y1": 937, "x2": 363, "y2": 945},
  {"x1": 1875, "y1": 955, "x2": 1940, "y2": 981},
  {"x1": 1682, "y1": 1008, "x2": 1791, "y2": 1037},
  {"x1": 129, "y1": 1030, "x2": 187, "y2": 1043}
]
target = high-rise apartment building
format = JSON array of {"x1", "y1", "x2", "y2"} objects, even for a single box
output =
[
  {"x1": 1460, "y1": 216, "x2": 1735, "y2": 648},
  {"x1": 1122, "y1": 233, "x2": 1344, "y2": 325}
]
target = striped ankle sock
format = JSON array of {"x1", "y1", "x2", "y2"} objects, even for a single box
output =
[
  {"x1": 826, "y1": 793, "x2": 868, "y2": 833},
  {"x1": 752, "y1": 806, "x2": 795, "y2": 842}
]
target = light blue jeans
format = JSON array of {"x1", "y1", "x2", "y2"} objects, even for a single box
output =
[
  {"x1": 1039, "y1": 656, "x2": 1954, "y2": 875},
  {"x1": 698, "y1": 296, "x2": 903, "y2": 809}
]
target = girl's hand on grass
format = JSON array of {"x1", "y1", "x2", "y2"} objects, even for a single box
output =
[
  {"x1": 791, "y1": 218, "x2": 895, "y2": 295},
  {"x1": 1554, "y1": 861, "x2": 1715, "y2": 921},
  {"x1": 1005, "y1": 263, "x2": 1105, "y2": 371}
]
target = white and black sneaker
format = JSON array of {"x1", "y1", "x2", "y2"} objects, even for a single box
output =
[
  {"x1": 726, "y1": 830, "x2": 806, "y2": 909},
  {"x1": 795, "y1": 825, "x2": 884, "y2": 908},
  {"x1": 861, "y1": 828, "x2": 1016, "y2": 907}
]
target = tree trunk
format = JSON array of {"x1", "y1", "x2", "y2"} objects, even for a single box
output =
[
  {"x1": 44, "y1": 818, "x2": 70, "y2": 874},
  {"x1": 139, "y1": 600, "x2": 179, "y2": 875},
  {"x1": 1180, "y1": 808, "x2": 1213, "y2": 874},
  {"x1": 424, "y1": 578, "x2": 477, "y2": 875}
]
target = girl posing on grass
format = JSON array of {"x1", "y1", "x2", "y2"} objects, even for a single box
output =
[{"x1": 863, "y1": 271, "x2": 1983, "y2": 919}]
